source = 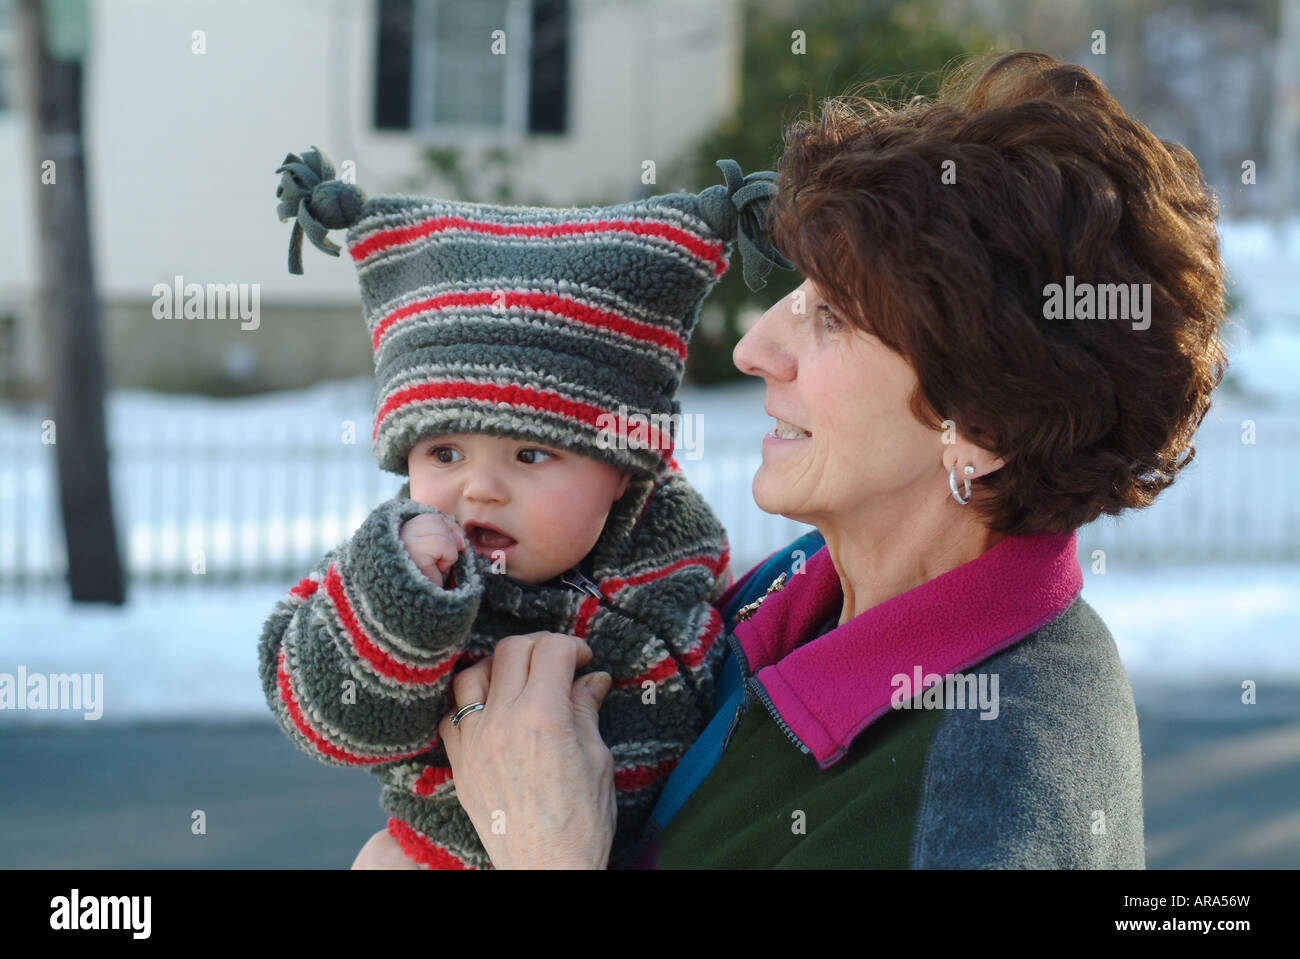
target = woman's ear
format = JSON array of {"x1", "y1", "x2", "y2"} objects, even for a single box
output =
[{"x1": 946, "y1": 439, "x2": 1007, "y2": 480}]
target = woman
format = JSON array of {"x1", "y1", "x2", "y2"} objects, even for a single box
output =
[{"x1": 353, "y1": 50, "x2": 1227, "y2": 869}]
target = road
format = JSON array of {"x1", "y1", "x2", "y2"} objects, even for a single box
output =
[{"x1": 2, "y1": 681, "x2": 1297, "y2": 868}]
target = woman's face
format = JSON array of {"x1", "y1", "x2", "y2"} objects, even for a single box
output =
[{"x1": 732, "y1": 277, "x2": 942, "y2": 527}]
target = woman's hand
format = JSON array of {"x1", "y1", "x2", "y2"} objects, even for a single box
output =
[{"x1": 438, "y1": 632, "x2": 617, "y2": 869}]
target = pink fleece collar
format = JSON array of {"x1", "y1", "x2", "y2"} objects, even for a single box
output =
[{"x1": 733, "y1": 529, "x2": 1082, "y2": 769}]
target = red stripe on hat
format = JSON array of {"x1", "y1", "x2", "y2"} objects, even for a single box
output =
[
  {"x1": 371, "y1": 290, "x2": 688, "y2": 360},
  {"x1": 373, "y1": 380, "x2": 675, "y2": 460},
  {"x1": 413, "y1": 765, "x2": 454, "y2": 796},
  {"x1": 614, "y1": 757, "x2": 681, "y2": 791},
  {"x1": 386, "y1": 817, "x2": 475, "y2": 870},
  {"x1": 350, "y1": 215, "x2": 726, "y2": 274},
  {"x1": 275, "y1": 647, "x2": 435, "y2": 765},
  {"x1": 323, "y1": 564, "x2": 460, "y2": 685}
]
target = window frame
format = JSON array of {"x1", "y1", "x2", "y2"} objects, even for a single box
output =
[{"x1": 409, "y1": 0, "x2": 534, "y2": 139}]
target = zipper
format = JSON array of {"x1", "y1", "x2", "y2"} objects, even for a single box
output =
[
  {"x1": 720, "y1": 697, "x2": 748, "y2": 754},
  {"x1": 560, "y1": 567, "x2": 610, "y2": 604},
  {"x1": 747, "y1": 675, "x2": 812, "y2": 754},
  {"x1": 560, "y1": 567, "x2": 695, "y2": 686},
  {"x1": 723, "y1": 632, "x2": 808, "y2": 754},
  {"x1": 725, "y1": 631, "x2": 752, "y2": 677},
  {"x1": 719, "y1": 633, "x2": 751, "y2": 754},
  {"x1": 726, "y1": 630, "x2": 809, "y2": 754}
]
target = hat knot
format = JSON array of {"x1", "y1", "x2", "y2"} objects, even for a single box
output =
[
  {"x1": 696, "y1": 159, "x2": 794, "y2": 291},
  {"x1": 275, "y1": 146, "x2": 367, "y2": 275}
]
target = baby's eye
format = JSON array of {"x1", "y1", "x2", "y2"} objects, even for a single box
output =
[
  {"x1": 517, "y1": 448, "x2": 555, "y2": 465},
  {"x1": 429, "y1": 445, "x2": 463, "y2": 464}
]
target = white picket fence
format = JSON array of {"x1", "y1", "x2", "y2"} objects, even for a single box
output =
[{"x1": 1, "y1": 409, "x2": 1297, "y2": 593}]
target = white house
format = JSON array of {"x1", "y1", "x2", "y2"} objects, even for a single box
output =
[{"x1": 0, "y1": 0, "x2": 741, "y2": 396}]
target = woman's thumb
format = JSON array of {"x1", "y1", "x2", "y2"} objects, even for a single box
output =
[{"x1": 572, "y1": 671, "x2": 612, "y2": 712}]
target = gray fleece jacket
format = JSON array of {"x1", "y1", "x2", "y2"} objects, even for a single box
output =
[{"x1": 257, "y1": 467, "x2": 730, "y2": 868}]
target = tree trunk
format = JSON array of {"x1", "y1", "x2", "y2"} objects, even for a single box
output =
[{"x1": 16, "y1": 0, "x2": 125, "y2": 604}]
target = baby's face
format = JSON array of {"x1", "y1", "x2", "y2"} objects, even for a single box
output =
[{"x1": 407, "y1": 433, "x2": 632, "y2": 584}]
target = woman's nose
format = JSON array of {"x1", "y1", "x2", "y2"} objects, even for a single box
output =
[{"x1": 733, "y1": 296, "x2": 797, "y2": 380}]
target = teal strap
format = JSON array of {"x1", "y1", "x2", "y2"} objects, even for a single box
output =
[
  {"x1": 620, "y1": 529, "x2": 827, "y2": 866},
  {"x1": 642, "y1": 528, "x2": 827, "y2": 837},
  {"x1": 274, "y1": 146, "x2": 367, "y2": 275},
  {"x1": 696, "y1": 159, "x2": 795, "y2": 292},
  {"x1": 641, "y1": 651, "x2": 748, "y2": 839}
]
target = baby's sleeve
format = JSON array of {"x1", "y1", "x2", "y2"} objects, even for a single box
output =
[{"x1": 256, "y1": 495, "x2": 483, "y2": 767}]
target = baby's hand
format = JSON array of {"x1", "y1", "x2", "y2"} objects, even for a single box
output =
[{"x1": 400, "y1": 512, "x2": 467, "y2": 587}]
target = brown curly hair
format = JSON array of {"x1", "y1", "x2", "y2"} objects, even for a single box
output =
[{"x1": 768, "y1": 51, "x2": 1230, "y2": 536}]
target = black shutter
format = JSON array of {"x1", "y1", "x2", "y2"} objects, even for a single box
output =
[
  {"x1": 528, "y1": 0, "x2": 568, "y2": 134},
  {"x1": 375, "y1": 0, "x2": 414, "y2": 130}
]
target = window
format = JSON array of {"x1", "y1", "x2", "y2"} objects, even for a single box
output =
[{"x1": 374, "y1": 0, "x2": 569, "y2": 135}]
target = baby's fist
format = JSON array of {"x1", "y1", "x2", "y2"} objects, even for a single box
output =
[{"x1": 400, "y1": 512, "x2": 467, "y2": 587}]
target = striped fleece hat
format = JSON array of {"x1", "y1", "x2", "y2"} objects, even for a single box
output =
[{"x1": 274, "y1": 146, "x2": 791, "y2": 479}]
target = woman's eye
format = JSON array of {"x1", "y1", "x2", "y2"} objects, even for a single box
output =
[
  {"x1": 429, "y1": 446, "x2": 463, "y2": 464},
  {"x1": 818, "y1": 303, "x2": 845, "y2": 331},
  {"x1": 517, "y1": 448, "x2": 555, "y2": 465}
]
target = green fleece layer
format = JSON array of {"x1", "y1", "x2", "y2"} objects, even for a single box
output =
[{"x1": 654, "y1": 596, "x2": 1145, "y2": 868}]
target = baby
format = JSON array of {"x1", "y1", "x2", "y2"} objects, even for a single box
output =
[{"x1": 257, "y1": 147, "x2": 789, "y2": 868}]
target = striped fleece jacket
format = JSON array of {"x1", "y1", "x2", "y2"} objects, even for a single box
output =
[{"x1": 256, "y1": 465, "x2": 731, "y2": 869}]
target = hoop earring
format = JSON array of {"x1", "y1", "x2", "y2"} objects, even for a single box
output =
[{"x1": 949, "y1": 464, "x2": 975, "y2": 505}]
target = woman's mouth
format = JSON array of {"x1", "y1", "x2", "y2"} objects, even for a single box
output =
[{"x1": 769, "y1": 417, "x2": 812, "y2": 440}]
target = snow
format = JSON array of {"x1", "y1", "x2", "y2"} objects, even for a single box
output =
[
  {"x1": 0, "y1": 584, "x2": 285, "y2": 724},
  {"x1": 1080, "y1": 564, "x2": 1300, "y2": 682},
  {"x1": 0, "y1": 563, "x2": 1295, "y2": 726}
]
